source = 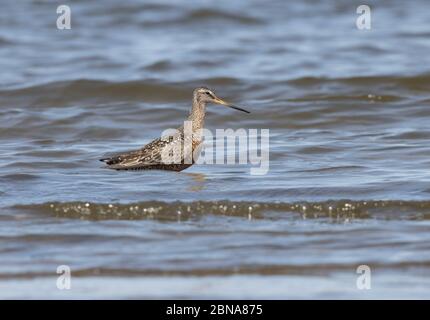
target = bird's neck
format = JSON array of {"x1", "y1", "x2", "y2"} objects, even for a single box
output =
[{"x1": 187, "y1": 99, "x2": 206, "y2": 131}]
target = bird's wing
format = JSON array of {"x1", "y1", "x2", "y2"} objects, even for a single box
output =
[
  {"x1": 100, "y1": 131, "x2": 187, "y2": 170},
  {"x1": 100, "y1": 138, "x2": 167, "y2": 169}
]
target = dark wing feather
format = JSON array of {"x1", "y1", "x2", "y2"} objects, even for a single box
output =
[
  {"x1": 100, "y1": 128, "x2": 189, "y2": 170},
  {"x1": 100, "y1": 137, "x2": 171, "y2": 170}
]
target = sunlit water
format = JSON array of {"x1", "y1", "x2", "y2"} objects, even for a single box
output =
[{"x1": 1, "y1": 0, "x2": 430, "y2": 299}]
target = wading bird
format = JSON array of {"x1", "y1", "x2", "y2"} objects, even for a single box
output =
[{"x1": 100, "y1": 87, "x2": 250, "y2": 171}]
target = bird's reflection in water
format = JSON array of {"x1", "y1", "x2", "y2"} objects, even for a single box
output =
[{"x1": 184, "y1": 172, "x2": 207, "y2": 191}]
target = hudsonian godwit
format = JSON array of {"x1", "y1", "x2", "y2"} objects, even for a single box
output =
[{"x1": 100, "y1": 87, "x2": 250, "y2": 171}]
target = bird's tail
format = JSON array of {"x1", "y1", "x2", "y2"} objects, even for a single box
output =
[{"x1": 99, "y1": 155, "x2": 122, "y2": 166}]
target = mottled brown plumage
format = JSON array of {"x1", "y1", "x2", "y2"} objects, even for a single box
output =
[{"x1": 100, "y1": 87, "x2": 249, "y2": 171}]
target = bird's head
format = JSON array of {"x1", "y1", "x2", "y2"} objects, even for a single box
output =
[{"x1": 193, "y1": 87, "x2": 250, "y2": 113}]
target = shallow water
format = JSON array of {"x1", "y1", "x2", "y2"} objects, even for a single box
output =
[{"x1": 1, "y1": 0, "x2": 430, "y2": 299}]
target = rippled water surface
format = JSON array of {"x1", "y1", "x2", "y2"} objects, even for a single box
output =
[{"x1": 1, "y1": 0, "x2": 430, "y2": 299}]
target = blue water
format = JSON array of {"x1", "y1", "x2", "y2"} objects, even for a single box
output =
[{"x1": 1, "y1": 0, "x2": 430, "y2": 299}]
